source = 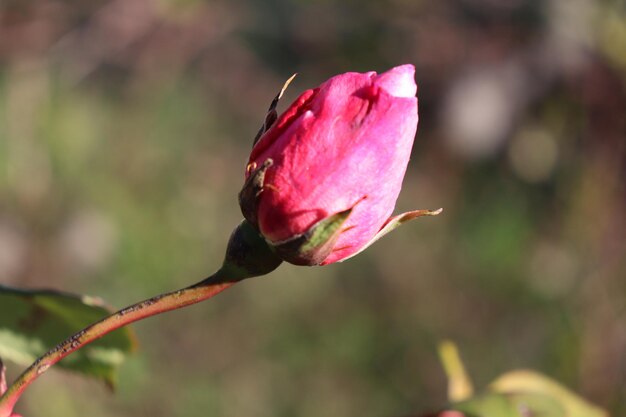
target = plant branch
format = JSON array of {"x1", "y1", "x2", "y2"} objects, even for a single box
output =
[
  {"x1": 0, "y1": 220, "x2": 283, "y2": 417},
  {"x1": 0, "y1": 270, "x2": 237, "y2": 417}
]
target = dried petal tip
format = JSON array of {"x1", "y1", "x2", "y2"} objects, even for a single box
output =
[
  {"x1": 278, "y1": 74, "x2": 298, "y2": 100},
  {"x1": 422, "y1": 208, "x2": 443, "y2": 216}
]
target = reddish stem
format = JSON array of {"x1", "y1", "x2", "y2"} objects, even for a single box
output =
[{"x1": 0, "y1": 270, "x2": 236, "y2": 417}]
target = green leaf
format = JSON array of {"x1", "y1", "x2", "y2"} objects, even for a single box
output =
[
  {"x1": 489, "y1": 370, "x2": 608, "y2": 417},
  {"x1": 507, "y1": 392, "x2": 567, "y2": 417},
  {"x1": 453, "y1": 392, "x2": 565, "y2": 417},
  {"x1": 453, "y1": 392, "x2": 516, "y2": 417},
  {"x1": 0, "y1": 285, "x2": 136, "y2": 389}
]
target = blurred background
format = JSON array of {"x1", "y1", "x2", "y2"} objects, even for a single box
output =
[{"x1": 0, "y1": 0, "x2": 625, "y2": 416}]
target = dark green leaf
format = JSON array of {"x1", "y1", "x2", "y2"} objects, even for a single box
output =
[{"x1": 0, "y1": 285, "x2": 136, "y2": 389}]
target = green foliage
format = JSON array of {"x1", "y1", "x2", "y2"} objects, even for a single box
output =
[
  {"x1": 454, "y1": 392, "x2": 565, "y2": 417},
  {"x1": 489, "y1": 370, "x2": 608, "y2": 417},
  {"x1": 0, "y1": 285, "x2": 136, "y2": 389},
  {"x1": 439, "y1": 342, "x2": 608, "y2": 417}
]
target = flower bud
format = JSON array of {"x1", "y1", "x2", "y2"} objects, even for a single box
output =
[{"x1": 240, "y1": 65, "x2": 440, "y2": 265}]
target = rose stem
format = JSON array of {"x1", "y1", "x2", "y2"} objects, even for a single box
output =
[{"x1": 0, "y1": 270, "x2": 236, "y2": 417}]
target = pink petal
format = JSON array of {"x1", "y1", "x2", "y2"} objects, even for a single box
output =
[{"x1": 374, "y1": 64, "x2": 417, "y2": 98}]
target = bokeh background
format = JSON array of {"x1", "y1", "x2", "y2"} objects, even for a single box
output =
[{"x1": 1, "y1": 0, "x2": 625, "y2": 416}]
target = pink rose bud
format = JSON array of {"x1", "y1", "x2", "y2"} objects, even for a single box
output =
[{"x1": 240, "y1": 64, "x2": 440, "y2": 265}]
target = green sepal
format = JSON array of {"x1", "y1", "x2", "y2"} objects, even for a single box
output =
[
  {"x1": 271, "y1": 208, "x2": 353, "y2": 266},
  {"x1": 238, "y1": 159, "x2": 273, "y2": 228},
  {"x1": 219, "y1": 220, "x2": 283, "y2": 280},
  {"x1": 252, "y1": 74, "x2": 298, "y2": 146},
  {"x1": 341, "y1": 208, "x2": 442, "y2": 262}
]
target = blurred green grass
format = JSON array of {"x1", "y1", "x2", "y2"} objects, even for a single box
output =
[{"x1": 1, "y1": 1, "x2": 625, "y2": 416}]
